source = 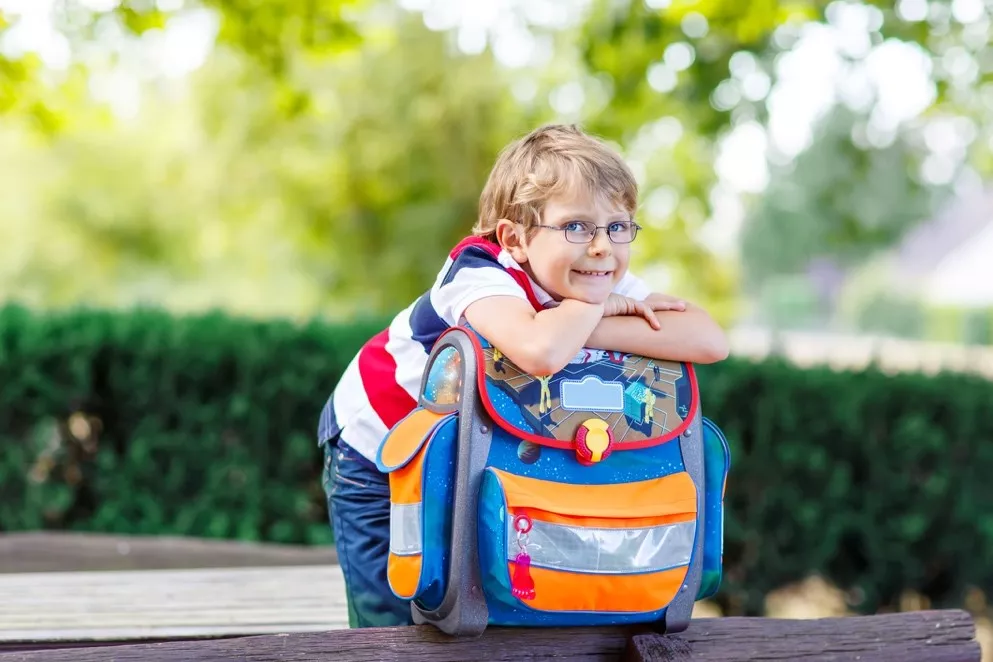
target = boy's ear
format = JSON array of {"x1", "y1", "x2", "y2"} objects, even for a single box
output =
[{"x1": 495, "y1": 219, "x2": 528, "y2": 264}]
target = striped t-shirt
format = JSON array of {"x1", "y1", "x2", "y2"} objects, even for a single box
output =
[{"x1": 317, "y1": 236, "x2": 651, "y2": 464}]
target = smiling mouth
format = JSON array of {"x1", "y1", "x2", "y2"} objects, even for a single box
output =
[{"x1": 573, "y1": 270, "x2": 613, "y2": 277}]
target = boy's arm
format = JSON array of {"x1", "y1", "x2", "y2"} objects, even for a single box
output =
[
  {"x1": 585, "y1": 295, "x2": 730, "y2": 364},
  {"x1": 462, "y1": 293, "x2": 698, "y2": 375},
  {"x1": 463, "y1": 296, "x2": 605, "y2": 376}
]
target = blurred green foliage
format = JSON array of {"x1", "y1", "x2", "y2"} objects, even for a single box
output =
[
  {"x1": 580, "y1": 0, "x2": 993, "y2": 330},
  {"x1": 742, "y1": 109, "x2": 939, "y2": 290},
  {"x1": 3, "y1": 305, "x2": 993, "y2": 616},
  {"x1": 0, "y1": 15, "x2": 539, "y2": 318},
  {"x1": 1, "y1": 0, "x2": 992, "y2": 331}
]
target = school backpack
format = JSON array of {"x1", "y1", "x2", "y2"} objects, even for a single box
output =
[{"x1": 375, "y1": 324, "x2": 730, "y2": 637}]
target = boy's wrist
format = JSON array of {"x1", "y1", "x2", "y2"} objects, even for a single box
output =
[
  {"x1": 555, "y1": 298, "x2": 605, "y2": 316},
  {"x1": 554, "y1": 297, "x2": 605, "y2": 309}
]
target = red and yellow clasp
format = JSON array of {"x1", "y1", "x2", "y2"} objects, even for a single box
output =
[{"x1": 574, "y1": 418, "x2": 614, "y2": 466}]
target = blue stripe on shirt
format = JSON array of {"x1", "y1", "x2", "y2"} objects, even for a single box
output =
[
  {"x1": 439, "y1": 245, "x2": 502, "y2": 288},
  {"x1": 408, "y1": 293, "x2": 449, "y2": 354}
]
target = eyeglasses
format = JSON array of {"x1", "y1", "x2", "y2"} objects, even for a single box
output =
[{"x1": 533, "y1": 220, "x2": 641, "y2": 244}]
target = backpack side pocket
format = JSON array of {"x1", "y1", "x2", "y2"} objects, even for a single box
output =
[
  {"x1": 378, "y1": 408, "x2": 459, "y2": 610},
  {"x1": 698, "y1": 417, "x2": 730, "y2": 600}
]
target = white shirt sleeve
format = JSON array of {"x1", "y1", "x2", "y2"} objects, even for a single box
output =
[
  {"x1": 431, "y1": 247, "x2": 529, "y2": 325},
  {"x1": 612, "y1": 271, "x2": 653, "y2": 300}
]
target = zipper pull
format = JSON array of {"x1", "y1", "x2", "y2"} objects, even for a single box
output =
[{"x1": 510, "y1": 514, "x2": 535, "y2": 601}]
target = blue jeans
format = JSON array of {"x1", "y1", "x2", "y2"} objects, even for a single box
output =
[{"x1": 322, "y1": 439, "x2": 415, "y2": 628}]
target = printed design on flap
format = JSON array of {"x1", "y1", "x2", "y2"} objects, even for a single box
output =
[
  {"x1": 479, "y1": 336, "x2": 694, "y2": 446},
  {"x1": 560, "y1": 376, "x2": 624, "y2": 412}
]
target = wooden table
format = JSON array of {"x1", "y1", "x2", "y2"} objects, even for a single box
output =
[
  {"x1": 0, "y1": 535, "x2": 981, "y2": 660},
  {"x1": 0, "y1": 533, "x2": 336, "y2": 574},
  {"x1": 0, "y1": 565, "x2": 348, "y2": 647},
  {"x1": 0, "y1": 610, "x2": 982, "y2": 661}
]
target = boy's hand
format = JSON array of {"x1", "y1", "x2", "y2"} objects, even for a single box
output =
[
  {"x1": 603, "y1": 293, "x2": 686, "y2": 331},
  {"x1": 643, "y1": 293, "x2": 689, "y2": 312}
]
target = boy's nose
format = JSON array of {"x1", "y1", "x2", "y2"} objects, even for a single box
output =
[{"x1": 587, "y1": 229, "x2": 612, "y2": 256}]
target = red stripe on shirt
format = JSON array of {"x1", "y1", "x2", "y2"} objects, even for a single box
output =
[
  {"x1": 505, "y1": 269, "x2": 543, "y2": 312},
  {"x1": 449, "y1": 236, "x2": 500, "y2": 259},
  {"x1": 358, "y1": 329, "x2": 417, "y2": 430}
]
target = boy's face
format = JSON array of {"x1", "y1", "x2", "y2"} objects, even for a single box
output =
[{"x1": 516, "y1": 191, "x2": 633, "y2": 305}]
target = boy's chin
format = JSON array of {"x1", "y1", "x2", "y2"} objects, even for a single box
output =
[{"x1": 569, "y1": 288, "x2": 612, "y2": 305}]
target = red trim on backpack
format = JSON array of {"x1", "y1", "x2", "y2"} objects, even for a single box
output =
[{"x1": 437, "y1": 326, "x2": 700, "y2": 451}]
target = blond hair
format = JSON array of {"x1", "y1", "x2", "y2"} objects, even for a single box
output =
[{"x1": 473, "y1": 124, "x2": 638, "y2": 240}]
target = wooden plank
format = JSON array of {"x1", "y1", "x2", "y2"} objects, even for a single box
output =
[
  {"x1": 0, "y1": 609, "x2": 978, "y2": 662},
  {"x1": 626, "y1": 634, "x2": 692, "y2": 661},
  {"x1": 625, "y1": 609, "x2": 980, "y2": 662},
  {"x1": 0, "y1": 533, "x2": 336, "y2": 573},
  {"x1": 0, "y1": 566, "x2": 349, "y2": 644}
]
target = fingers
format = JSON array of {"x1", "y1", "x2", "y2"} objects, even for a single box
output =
[
  {"x1": 604, "y1": 295, "x2": 675, "y2": 327},
  {"x1": 607, "y1": 294, "x2": 641, "y2": 318},
  {"x1": 651, "y1": 299, "x2": 686, "y2": 312},
  {"x1": 646, "y1": 294, "x2": 688, "y2": 312},
  {"x1": 635, "y1": 301, "x2": 661, "y2": 330}
]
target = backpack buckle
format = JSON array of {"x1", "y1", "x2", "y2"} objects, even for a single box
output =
[{"x1": 574, "y1": 418, "x2": 614, "y2": 465}]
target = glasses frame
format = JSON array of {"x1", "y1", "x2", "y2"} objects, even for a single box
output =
[{"x1": 531, "y1": 220, "x2": 642, "y2": 245}]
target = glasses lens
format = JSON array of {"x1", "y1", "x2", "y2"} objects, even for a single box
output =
[
  {"x1": 565, "y1": 222, "x2": 596, "y2": 243},
  {"x1": 608, "y1": 222, "x2": 637, "y2": 243}
]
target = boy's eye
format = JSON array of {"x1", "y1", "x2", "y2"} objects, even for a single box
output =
[
  {"x1": 564, "y1": 221, "x2": 589, "y2": 233},
  {"x1": 608, "y1": 222, "x2": 627, "y2": 233}
]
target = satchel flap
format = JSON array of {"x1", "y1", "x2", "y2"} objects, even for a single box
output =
[{"x1": 468, "y1": 328, "x2": 698, "y2": 450}]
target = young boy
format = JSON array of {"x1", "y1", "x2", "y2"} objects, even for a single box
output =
[{"x1": 318, "y1": 124, "x2": 729, "y2": 628}]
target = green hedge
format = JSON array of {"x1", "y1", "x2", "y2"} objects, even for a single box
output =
[
  {"x1": 700, "y1": 358, "x2": 993, "y2": 615},
  {"x1": 0, "y1": 305, "x2": 386, "y2": 547},
  {"x1": 2, "y1": 304, "x2": 992, "y2": 617}
]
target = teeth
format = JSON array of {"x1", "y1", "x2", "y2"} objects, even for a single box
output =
[{"x1": 577, "y1": 271, "x2": 609, "y2": 276}]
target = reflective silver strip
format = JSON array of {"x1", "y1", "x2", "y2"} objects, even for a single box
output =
[
  {"x1": 508, "y1": 518, "x2": 695, "y2": 574},
  {"x1": 390, "y1": 502, "x2": 422, "y2": 556}
]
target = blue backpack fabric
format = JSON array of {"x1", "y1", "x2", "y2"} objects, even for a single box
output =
[{"x1": 375, "y1": 325, "x2": 730, "y2": 636}]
